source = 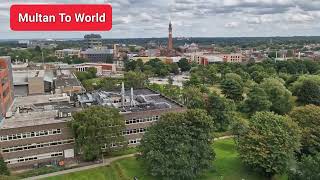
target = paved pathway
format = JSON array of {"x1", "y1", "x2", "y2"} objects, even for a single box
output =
[
  {"x1": 23, "y1": 154, "x2": 136, "y2": 180},
  {"x1": 214, "y1": 135, "x2": 234, "y2": 140},
  {"x1": 23, "y1": 136, "x2": 234, "y2": 180}
]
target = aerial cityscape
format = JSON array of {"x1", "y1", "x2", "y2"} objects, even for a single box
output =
[{"x1": 1, "y1": 1, "x2": 320, "y2": 180}]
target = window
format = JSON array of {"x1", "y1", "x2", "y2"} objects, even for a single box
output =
[
  {"x1": 124, "y1": 116, "x2": 161, "y2": 125},
  {"x1": 1, "y1": 139, "x2": 75, "y2": 153},
  {"x1": 123, "y1": 128, "x2": 146, "y2": 135},
  {"x1": 0, "y1": 129, "x2": 62, "y2": 142},
  {"x1": 129, "y1": 138, "x2": 141, "y2": 145},
  {"x1": 6, "y1": 152, "x2": 63, "y2": 164}
]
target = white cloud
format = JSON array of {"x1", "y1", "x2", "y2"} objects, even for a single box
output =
[
  {"x1": 225, "y1": 22, "x2": 240, "y2": 28},
  {"x1": 0, "y1": 0, "x2": 320, "y2": 38}
]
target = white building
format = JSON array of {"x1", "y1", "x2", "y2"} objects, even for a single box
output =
[{"x1": 55, "y1": 49, "x2": 81, "y2": 59}]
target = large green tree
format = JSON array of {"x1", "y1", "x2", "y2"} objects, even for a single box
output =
[
  {"x1": 124, "y1": 71, "x2": 147, "y2": 89},
  {"x1": 242, "y1": 86, "x2": 272, "y2": 115},
  {"x1": 70, "y1": 106, "x2": 126, "y2": 161},
  {"x1": 206, "y1": 93, "x2": 236, "y2": 131},
  {"x1": 139, "y1": 110, "x2": 215, "y2": 180},
  {"x1": 177, "y1": 58, "x2": 191, "y2": 72},
  {"x1": 260, "y1": 78, "x2": 294, "y2": 114},
  {"x1": 75, "y1": 67, "x2": 97, "y2": 82},
  {"x1": 221, "y1": 79, "x2": 244, "y2": 101},
  {"x1": 169, "y1": 63, "x2": 180, "y2": 75},
  {"x1": 0, "y1": 154, "x2": 9, "y2": 176},
  {"x1": 145, "y1": 58, "x2": 170, "y2": 77},
  {"x1": 182, "y1": 86, "x2": 205, "y2": 109},
  {"x1": 225, "y1": 73, "x2": 243, "y2": 84},
  {"x1": 289, "y1": 105, "x2": 320, "y2": 155},
  {"x1": 291, "y1": 75, "x2": 320, "y2": 105},
  {"x1": 289, "y1": 153, "x2": 320, "y2": 180},
  {"x1": 236, "y1": 112, "x2": 301, "y2": 177}
]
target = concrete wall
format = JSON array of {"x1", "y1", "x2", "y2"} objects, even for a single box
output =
[
  {"x1": 13, "y1": 85, "x2": 28, "y2": 97},
  {"x1": 28, "y1": 77, "x2": 44, "y2": 95}
]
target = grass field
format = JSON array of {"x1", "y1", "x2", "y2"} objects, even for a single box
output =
[{"x1": 44, "y1": 138, "x2": 285, "y2": 180}]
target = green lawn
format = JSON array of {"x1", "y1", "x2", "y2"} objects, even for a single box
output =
[
  {"x1": 44, "y1": 138, "x2": 285, "y2": 180},
  {"x1": 198, "y1": 138, "x2": 267, "y2": 180}
]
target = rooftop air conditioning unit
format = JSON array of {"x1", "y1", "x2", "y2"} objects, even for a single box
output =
[{"x1": 5, "y1": 111, "x2": 13, "y2": 118}]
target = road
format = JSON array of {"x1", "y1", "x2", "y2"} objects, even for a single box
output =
[{"x1": 23, "y1": 154, "x2": 136, "y2": 180}]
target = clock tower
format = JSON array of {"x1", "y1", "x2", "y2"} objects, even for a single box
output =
[{"x1": 168, "y1": 21, "x2": 173, "y2": 50}]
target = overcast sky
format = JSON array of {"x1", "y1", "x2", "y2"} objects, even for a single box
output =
[{"x1": 1, "y1": 0, "x2": 320, "y2": 39}]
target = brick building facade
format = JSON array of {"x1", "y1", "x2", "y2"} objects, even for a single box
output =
[
  {"x1": 0, "y1": 56, "x2": 14, "y2": 119},
  {"x1": 0, "y1": 115, "x2": 75, "y2": 169}
]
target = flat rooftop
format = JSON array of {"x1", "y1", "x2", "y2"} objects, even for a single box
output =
[
  {"x1": 0, "y1": 111, "x2": 68, "y2": 129},
  {"x1": 13, "y1": 70, "x2": 45, "y2": 85},
  {"x1": 78, "y1": 88, "x2": 183, "y2": 113},
  {"x1": 1, "y1": 93, "x2": 79, "y2": 129},
  {"x1": 14, "y1": 94, "x2": 70, "y2": 107}
]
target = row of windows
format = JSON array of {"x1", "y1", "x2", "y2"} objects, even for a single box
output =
[
  {"x1": 102, "y1": 138, "x2": 142, "y2": 149},
  {"x1": 123, "y1": 128, "x2": 146, "y2": 135},
  {"x1": 0, "y1": 129, "x2": 61, "y2": 142},
  {"x1": 129, "y1": 139, "x2": 141, "y2": 145},
  {"x1": 2, "y1": 139, "x2": 75, "y2": 153},
  {"x1": 125, "y1": 116, "x2": 160, "y2": 125},
  {"x1": 58, "y1": 112, "x2": 72, "y2": 118},
  {"x1": 102, "y1": 142, "x2": 125, "y2": 150},
  {"x1": 5, "y1": 151, "x2": 64, "y2": 165}
]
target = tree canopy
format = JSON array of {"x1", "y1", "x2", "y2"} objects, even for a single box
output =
[
  {"x1": 289, "y1": 153, "x2": 320, "y2": 180},
  {"x1": 291, "y1": 75, "x2": 320, "y2": 105},
  {"x1": 242, "y1": 86, "x2": 272, "y2": 115},
  {"x1": 138, "y1": 109, "x2": 215, "y2": 180},
  {"x1": 124, "y1": 71, "x2": 147, "y2": 89},
  {"x1": 236, "y1": 112, "x2": 301, "y2": 177},
  {"x1": 221, "y1": 78, "x2": 244, "y2": 101},
  {"x1": 259, "y1": 78, "x2": 294, "y2": 114},
  {"x1": 177, "y1": 58, "x2": 191, "y2": 72},
  {"x1": 182, "y1": 86, "x2": 206, "y2": 109},
  {"x1": 289, "y1": 105, "x2": 320, "y2": 155},
  {"x1": 70, "y1": 106, "x2": 126, "y2": 161},
  {"x1": 0, "y1": 155, "x2": 9, "y2": 176},
  {"x1": 206, "y1": 93, "x2": 236, "y2": 131}
]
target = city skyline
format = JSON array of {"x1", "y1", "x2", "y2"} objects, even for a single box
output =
[{"x1": 1, "y1": 0, "x2": 320, "y2": 39}]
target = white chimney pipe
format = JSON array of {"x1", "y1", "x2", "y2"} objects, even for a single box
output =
[
  {"x1": 121, "y1": 82, "x2": 125, "y2": 107},
  {"x1": 130, "y1": 87, "x2": 135, "y2": 107}
]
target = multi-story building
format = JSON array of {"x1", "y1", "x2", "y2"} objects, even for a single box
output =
[
  {"x1": 12, "y1": 67, "x2": 84, "y2": 97},
  {"x1": 81, "y1": 47, "x2": 113, "y2": 63},
  {"x1": 84, "y1": 34, "x2": 102, "y2": 48},
  {"x1": 76, "y1": 85, "x2": 186, "y2": 147},
  {"x1": 74, "y1": 63, "x2": 117, "y2": 76},
  {"x1": 0, "y1": 94, "x2": 79, "y2": 169},
  {"x1": 221, "y1": 53, "x2": 244, "y2": 63},
  {"x1": 0, "y1": 57, "x2": 14, "y2": 119},
  {"x1": 187, "y1": 53, "x2": 244, "y2": 65},
  {"x1": 13, "y1": 69, "x2": 54, "y2": 96},
  {"x1": 55, "y1": 49, "x2": 81, "y2": 59},
  {"x1": 0, "y1": 83, "x2": 184, "y2": 170}
]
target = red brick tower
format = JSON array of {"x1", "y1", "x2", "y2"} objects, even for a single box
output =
[{"x1": 168, "y1": 21, "x2": 173, "y2": 50}]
